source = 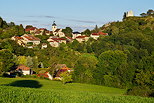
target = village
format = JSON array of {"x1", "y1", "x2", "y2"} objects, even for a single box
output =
[
  {"x1": 11, "y1": 21, "x2": 108, "y2": 49},
  {"x1": 9, "y1": 21, "x2": 109, "y2": 80}
]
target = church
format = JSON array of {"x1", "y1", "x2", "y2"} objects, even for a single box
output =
[{"x1": 52, "y1": 21, "x2": 65, "y2": 37}]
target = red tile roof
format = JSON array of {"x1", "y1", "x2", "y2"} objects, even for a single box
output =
[
  {"x1": 15, "y1": 36, "x2": 23, "y2": 40},
  {"x1": 91, "y1": 32, "x2": 108, "y2": 36},
  {"x1": 66, "y1": 36, "x2": 72, "y2": 40},
  {"x1": 23, "y1": 34, "x2": 40, "y2": 41},
  {"x1": 25, "y1": 27, "x2": 37, "y2": 32},
  {"x1": 51, "y1": 38, "x2": 66, "y2": 41},
  {"x1": 98, "y1": 32, "x2": 108, "y2": 35},
  {"x1": 76, "y1": 36, "x2": 88, "y2": 38},
  {"x1": 91, "y1": 33, "x2": 99, "y2": 36},
  {"x1": 16, "y1": 65, "x2": 30, "y2": 71},
  {"x1": 37, "y1": 72, "x2": 49, "y2": 78},
  {"x1": 56, "y1": 67, "x2": 72, "y2": 77}
]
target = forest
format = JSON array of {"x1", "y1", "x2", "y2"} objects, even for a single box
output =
[{"x1": 0, "y1": 13, "x2": 154, "y2": 97}]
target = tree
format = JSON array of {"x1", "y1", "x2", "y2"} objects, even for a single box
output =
[
  {"x1": 73, "y1": 54, "x2": 98, "y2": 83},
  {"x1": 147, "y1": 9, "x2": 154, "y2": 15},
  {"x1": 62, "y1": 27, "x2": 73, "y2": 37},
  {"x1": 98, "y1": 50, "x2": 128, "y2": 88},
  {"x1": 82, "y1": 29, "x2": 91, "y2": 36},
  {"x1": 0, "y1": 49, "x2": 14, "y2": 72},
  {"x1": 16, "y1": 56, "x2": 27, "y2": 66},
  {"x1": 18, "y1": 24, "x2": 25, "y2": 36},
  {"x1": 25, "y1": 25, "x2": 33, "y2": 29}
]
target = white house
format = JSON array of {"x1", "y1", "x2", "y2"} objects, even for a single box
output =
[
  {"x1": 25, "y1": 27, "x2": 37, "y2": 33},
  {"x1": 76, "y1": 35, "x2": 89, "y2": 43},
  {"x1": 16, "y1": 65, "x2": 32, "y2": 75},
  {"x1": 90, "y1": 32, "x2": 108, "y2": 40},
  {"x1": 72, "y1": 32, "x2": 81, "y2": 39},
  {"x1": 49, "y1": 41, "x2": 59, "y2": 47},
  {"x1": 41, "y1": 43, "x2": 48, "y2": 49},
  {"x1": 21, "y1": 34, "x2": 41, "y2": 45}
]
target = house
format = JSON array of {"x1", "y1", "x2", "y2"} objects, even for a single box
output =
[
  {"x1": 90, "y1": 33, "x2": 99, "y2": 40},
  {"x1": 47, "y1": 36, "x2": 67, "y2": 47},
  {"x1": 54, "y1": 67, "x2": 73, "y2": 80},
  {"x1": 45, "y1": 30, "x2": 51, "y2": 35},
  {"x1": 11, "y1": 36, "x2": 25, "y2": 46},
  {"x1": 21, "y1": 34, "x2": 41, "y2": 45},
  {"x1": 37, "y1": 72, "x2": 53, "y2": 80},
  {"x1": 53, "y1": 29, "x2": 65, "y2": 37},
  {"x1": 49, "y1": 41, "x2": 59, "y2": 47},
  {"x1": 16, "y1": 65, "x2": 32, "y2": 75},
  {"x1": 41, "y1": 43, "x2": 48, "y2": 49},
  {"x1": 34, "y1": 30, "x2": 42, "y2": 35},
  {"x1": 75, "y1": 35, "x2": 89, "y2": 43},
  {"x1": 90, "y1": 32, "x2": 108, "y2": 40},
  {"x1": 72, "y1": 32, "x2": 81, "y2": 39},
  {"x1": 25, "y1": 27, "x2": 37, "y2": 33}
]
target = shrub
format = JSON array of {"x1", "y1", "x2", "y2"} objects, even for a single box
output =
[{"x1": 127, "y1": 86, "x2": 153, "y2": 97}]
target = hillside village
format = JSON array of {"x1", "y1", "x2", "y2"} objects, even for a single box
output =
[{"x1": 11, "y1": 21, "x2": 108, "y2": 48}]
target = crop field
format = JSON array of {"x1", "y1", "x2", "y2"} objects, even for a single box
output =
[{"x1": 0, "y1": 77, "x2": 154, "y2": 103}]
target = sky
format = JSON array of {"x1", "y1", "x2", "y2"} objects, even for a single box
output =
[{"x1": 0, "y1": 0, "x2": 154, "y2": 32}]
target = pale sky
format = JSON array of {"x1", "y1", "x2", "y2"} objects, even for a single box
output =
[{"x1": 0, "y1": 0, "x2": 153, "y2": 31}]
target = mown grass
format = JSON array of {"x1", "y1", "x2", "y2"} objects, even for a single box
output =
[{"x1": 0, "y1": 77, "x2": 154, "y2": 103}]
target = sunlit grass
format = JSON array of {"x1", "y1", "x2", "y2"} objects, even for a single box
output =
[{"x1": 0, "y1": 77, "x2": 153, "y2": 103}]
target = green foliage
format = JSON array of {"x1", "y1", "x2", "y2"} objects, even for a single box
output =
[
  {"x1": 73, "y1": 54, "x2": 98, "y2": 83},
  {"x1": 60, "y1": 71, "x2": 73, "y2": 84},
  {"x1": 0, "y1": 49, "x2": 14, "y2": 72},
  {"x1": 62, "y1": 27, "x2": 73, "y2": 37}
]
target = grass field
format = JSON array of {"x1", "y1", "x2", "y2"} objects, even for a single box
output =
[{"x1": 0, "y1": 77, "x2": 153, "y2": 103}]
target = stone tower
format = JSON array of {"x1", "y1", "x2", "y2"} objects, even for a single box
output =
[
  {"x1": 126, "y1": 10, "x2": 134, "y2": 17},
  {"x1": 52, "y1": 21, "x2": 57, "y2": 32}
]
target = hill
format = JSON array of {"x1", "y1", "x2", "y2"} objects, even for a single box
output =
[{"x1": 0, "y1": 77, "x2": 154, "y2": 103}]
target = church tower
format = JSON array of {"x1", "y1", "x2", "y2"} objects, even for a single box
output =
[{"x1": 52, "y1": 21, "x2": 57, "y2": 32}]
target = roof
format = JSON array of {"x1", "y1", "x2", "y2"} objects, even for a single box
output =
[
  {"x1": 14, "y1": 36, "x2": 23, "y2": 40},
  {"x1": 25, "y1": 27, "x2": 36, "y2": 32},
  {"x1": 73, "y1": 32, "x2": 81, "y2": 34},
  {"x1": 50, "y1": 37, "x2": 66, "y2": 41},
  {"x1": 39, "y1": 28, "x2": 46, "y2": 30},
  {"x1": 52, "y1": 21, "x2": 57, "y2": 26},
  {"x1": 76, "y1": 35, "x2": 88, "y2": 39},
  {"x1": 56, "y1": 67, "x2": 72, "y2": 77},
  {"x1": 16, "y1": 65, "x2": 30, "y2": 71},
  {"x1": 35, "y1": 30, "x2": 41, "y2": 34},
  {"x1": 91, "y1": 33, "x2": 99, "y2": 36},
  {"x1": 91, "y1": 32, "x2": 108, "y2": 36},
  {"x1": 66, "y1": 36, "x2": 72, "y2": 40},
  {"x1": 23, "y1": 34, "x2": 41, "y2": 41},
  {"x1": 37, "y1": 72, "x2": 49, "y2": 78},
  {"x1": 54, "y1": 29, "x2": 60, "y2": 32},
  {"x1": 98, "y1": 32, "x2": 108, "y2": 35}
]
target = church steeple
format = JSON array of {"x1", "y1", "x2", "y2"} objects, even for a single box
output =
[
  {"x1": 52, "y1": 21, "x2": 57, "y2": 32},
  {"x1": 52, "y1": 21, "x2": 56, "y2": 26}
]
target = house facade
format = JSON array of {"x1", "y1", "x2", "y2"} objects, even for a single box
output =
[
  {"x1": 16, "y1": 65, "x2": 32, "y2": 75},
  {"x1": 72, "y1": 32, "x2": 81, "y2": 39}
]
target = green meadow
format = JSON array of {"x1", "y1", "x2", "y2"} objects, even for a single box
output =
[{"x1": 0, "y1": 77, "x2": 153, "y2": 103}]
